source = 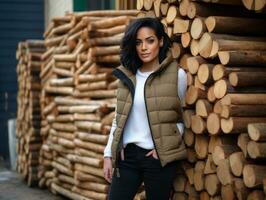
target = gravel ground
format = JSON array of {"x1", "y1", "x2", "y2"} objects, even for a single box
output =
[{"x1": 0, "y1": 160, "x2": 67, "y2": 200}]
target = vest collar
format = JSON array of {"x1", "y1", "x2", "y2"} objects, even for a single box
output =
[
  {"x1": 113, "y1": 51, "x2": 173, "y2": 80},
  {"x1": 112, "y1": 51, "x2": 173, "y2": 96}
]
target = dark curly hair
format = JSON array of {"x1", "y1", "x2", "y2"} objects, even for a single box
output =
[{"x1": 120, "y1": 17, "x2": 171, "y2": 74}]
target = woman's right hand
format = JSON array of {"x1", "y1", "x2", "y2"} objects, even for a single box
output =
[{"x1": 103, "y1": 157, "x2": 113, "y2": 183}]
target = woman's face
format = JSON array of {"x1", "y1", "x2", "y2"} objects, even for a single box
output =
[{"x1": 136, "y1": 27, "x2": 163, "y2": 64}]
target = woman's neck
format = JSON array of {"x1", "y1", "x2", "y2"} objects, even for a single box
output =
[{"x1": 139, "y1": 58, "x2": 160, "y2": 73}]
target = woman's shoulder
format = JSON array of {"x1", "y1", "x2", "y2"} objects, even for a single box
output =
[{"x1": 168, "y1": 60, "x2": 186, "y2": 74}]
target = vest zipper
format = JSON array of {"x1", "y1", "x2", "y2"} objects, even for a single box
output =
[
  {"x1": 113, "y1": 69, "x2": 135, "y2": 178},
  {"x1": 144, "y1": 74, "x2": 162, "y2": 166},
  {"x1": 114, "y1": 97, "x2": 134, "y2": 178}
]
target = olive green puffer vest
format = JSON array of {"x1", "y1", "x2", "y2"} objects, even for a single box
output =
[{"x1": 111, "y1": 54, "x2": 187, "y2": 167}]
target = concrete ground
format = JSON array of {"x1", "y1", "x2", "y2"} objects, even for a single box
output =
[{"x1": 0, "y1": 158, "x2": 66, "y2": 200}]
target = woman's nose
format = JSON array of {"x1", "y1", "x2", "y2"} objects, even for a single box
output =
[{"x1": 141, "y1": 42, "x2": 147, "y2": 51}]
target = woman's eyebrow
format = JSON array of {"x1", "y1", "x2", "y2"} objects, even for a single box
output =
[{"x1": 136, "y1": 36, "x2": 155, "y2": 40}]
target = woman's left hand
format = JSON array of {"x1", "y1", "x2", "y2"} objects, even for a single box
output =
[{"x1": 145, "y1": 149, "x2": 158, "y2": 159}]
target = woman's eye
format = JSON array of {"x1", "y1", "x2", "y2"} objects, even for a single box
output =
[
  {"x1": 136, "y1": 41, "x2": 141, "y2": 46},
  {"x1": 147, "y1": 39, "x2": 154, "y2": 44}
]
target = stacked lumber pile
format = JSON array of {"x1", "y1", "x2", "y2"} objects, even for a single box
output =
[
  {"x1": 38, "y1": 10, "x2": 149, "y2": 200},
  {"x1": 240, "y1": 122, "x2": 266, "y2": 199},
  {"x1": 137, "y1": 0, "x2": 266, "y2": 199},
  {"x1": 16, "y1": 40, "x2": 46, "y2": 186}
]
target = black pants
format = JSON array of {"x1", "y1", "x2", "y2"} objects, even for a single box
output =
[{"x1": 108, "y1": 143, "x2": 178, "y2": 200}]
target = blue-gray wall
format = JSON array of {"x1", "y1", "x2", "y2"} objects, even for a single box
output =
[{"x1": 0, "y1": 0, "x2": 44, "y2": 160}]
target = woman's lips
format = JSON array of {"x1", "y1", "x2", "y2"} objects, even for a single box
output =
[{"x1": 141, "y1": 53, "x2": 150, "y2": 57}]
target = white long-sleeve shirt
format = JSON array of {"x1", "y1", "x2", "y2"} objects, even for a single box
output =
[{"x1": 104, "y1": 68, "x2": 187, "y2": 157}]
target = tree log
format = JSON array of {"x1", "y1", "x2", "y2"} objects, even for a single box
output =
[
  {"x1": 248, "y1": 123, "x2": 266, "y2": 142},
  {"x1": 243, "y1": 164, "x2": 266, "y2": 188},
  {"x1": 229, "y1": 71, "x2": 266, "y2": 87},
  {"x1": 197, "y1": 64, "x2": 214, "y2": 85},
  {"x1": 191, "y1": 17, "x2": 207, "y2": 39},
  {"x1": 204, "y1": 154, "x2": 216, "y2": 174},
  {"x1": 205, "y1": 174, "x2": 221, "y2": 196},
  {"x1": 183, "y1": 109, "x2": 195, "y2": 128},
  {"x1": 183, "y1": 128, "x2": 195, "y2": 147},
  {"x1": 75, "y1": 131, "x2": 108, "y2": 144},
  {"x1": 221, "y1": 117, "x2": 266, "y2": 134},
  {"x1": 181, "y1": 32, "x2": 191, "y2": 48},
  {"x1": 74, "y1": 139, "x2": 105, "y2": 154},
  {"x1": 207, "y1": 113, "x2": 221, "y2": 135},
  {"x1": 196, "y1": 99, "x2": 212, "y2": 118},
  {"x1": 213, "y1": 145, "x2": 240, "y2": 165},
  {"x1": 221, "y1": 184, "x2": 235, "y2": 200},
  {"x1": 221, "y1": 93, "x2": 266, "y2": 105},
  {"x1": 205, "y1": 16, "x2": 266, "y2": 35},
  {"x1": 194, "y1": 161, "x2": 205, "y2": 191},
  {"x1": 237, "y1": 133, "x2": 250, "y2": 158},
  {"x1": 51, "y1": 183, "x2": 91, "y2": 200},
  {"x1": 191, "y1": 115, "x2": 207, "y2": 134},
  {"x1": 247, "y1": 141, "x2": 266, "y2": 159},
  {"x1": 195, "y1": 135, "x2": 208, "y2": 159},
  {"x1": 174, "y1": 18, "x2": 191, "y2": 34},
  {"x1": 187, "y1": 56, "x2": 207, "y2": 75},
  {"x1": 221, "y1": 104, "x2": 266, "y2": 118},
  {"x1": 218, "y1": 50, "x2": 266, "y2": 66},
  {"x1": 229, "y1": 151, "x2": 246, "y2": 177},
  {"x1": 217, "y1": 159, "x2": 233, "y2": 185},
  {"x1": 185, "y1": 85, "x2": 207, "y2": 105}
]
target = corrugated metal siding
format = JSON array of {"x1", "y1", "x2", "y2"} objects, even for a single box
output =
[{"x1": 0, "y1": 0, "x2": 44, "y2": 160}]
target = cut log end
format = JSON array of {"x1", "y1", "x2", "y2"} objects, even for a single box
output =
[
  {"x1": 229, "y1": 72, "x2": 238, "y2": 87},
  {"x1": 218, "y1": 51, "x2": 230, "y2": 65},
  {"x1": 191, "y1": 115, "x2": 206, "y2": 134},
  {"x1": 214, "y1": 79, "x2": 227, "y2": 99},
  {"x1": 191, "y1": 18, "x2": 204, "y2": 40},
  {"x1": 207, "y1": 113, "x2": 220, "y2": 135},
  {"x1": 212, "y1": 64, "x2": 225, "y2": 81},
  {"x1": 248, "y1": 123, "x2": 266, "y2": 141},
  {"x1": 221, "y1": 117, "x2": 234, "y2": 134},
  {"x1": 243, "y1": 165, "x2": 256, "y2": 188},
  {"x1": 205, "y1": 16, "x2": 216, "y2": 32}
]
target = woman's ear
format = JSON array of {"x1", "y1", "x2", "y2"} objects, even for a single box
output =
[{"x1": 159, "y1": 38, "x2": 163, "y2": 47}]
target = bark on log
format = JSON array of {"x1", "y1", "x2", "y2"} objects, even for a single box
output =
[
  {"x1": 205, "y1": 16, "x2": 266, "y2": 35},
  {"x1": 218, "y1": 50, "x2": 266, "y2": 66},
  {"x1": 229, "y1": 71, "x2": 266, "y2": 87},
  {"x1": 221, "y1": 104, "x2": 266, "y2": 118},
  {"x1": 221, "y1": 93, "x2": 266, "y2": 105},
  {"x1": 221, "y1": 117, "x2": 266, "y2": 134}
]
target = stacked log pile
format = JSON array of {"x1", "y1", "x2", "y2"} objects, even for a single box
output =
[
  {"x1": 38, "y1": 10, "x2": 149, "y2": 200},
  {"x1": 16, "y1": 1, "x2": 266, "y2": 199},
  {"x1": 16, "y1": 40, "x2": 46, "y2": 186},
  {"x1": 137, "y1": 0, "x2": 266, "y2": 199}
]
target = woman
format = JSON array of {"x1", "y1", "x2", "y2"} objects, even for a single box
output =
[{"x1": 103, "y1": 17, "x2": 187, "y2": 200}]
